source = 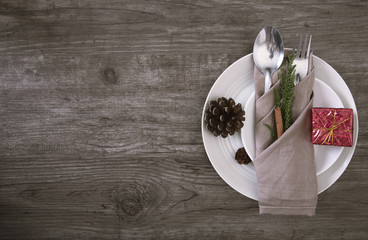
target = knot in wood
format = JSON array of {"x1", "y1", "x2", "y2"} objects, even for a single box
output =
[
  {"x1": 110, "y1": 181, "x2": 167, "y2": 223},
  {"x1": 121, "y1": 198, "x2": 141, "y2": 216},
  {"x1": 102, "y1": 68, "x2": 117, "y2": 84}
]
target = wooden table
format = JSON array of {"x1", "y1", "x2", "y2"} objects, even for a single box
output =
[{"x1": 1, "y1": 1, "x2": 367, "y2": 239}]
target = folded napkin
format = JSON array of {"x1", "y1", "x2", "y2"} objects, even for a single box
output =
[{"x1": 253, "y1": 50, "x2": 317, "y2": 216}]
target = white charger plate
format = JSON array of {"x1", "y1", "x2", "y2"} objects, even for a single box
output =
[
  {"x1": 242, "y1": 79, "x2": 344, "y2": 175},
  {"x1": 201, "y1": 53, "x2": 358, "y2": 200}
]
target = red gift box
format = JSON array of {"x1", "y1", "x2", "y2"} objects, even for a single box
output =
[{"x1": 312, "y1": 108, "x2": 353, "y2": 147}]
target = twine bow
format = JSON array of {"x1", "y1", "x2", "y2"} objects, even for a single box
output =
[{"x1": 313, "y1": 109, "x2": 352, "y2": 145}]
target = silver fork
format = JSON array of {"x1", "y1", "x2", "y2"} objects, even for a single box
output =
[{"x1": 293, "y1": 34, "x2": 312, "y2": 85}]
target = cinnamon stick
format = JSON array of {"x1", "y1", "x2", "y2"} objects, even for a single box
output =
[{"x1": 275, "y1": 107, "x2": 284, "y2": 138}]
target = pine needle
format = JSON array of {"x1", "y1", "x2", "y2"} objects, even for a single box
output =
[
  {"x1": 274, "y1": 88, "x2": 281, "y2": 108},
  {"x1": 264, "y1": 123, "x2": 277, "y2": 142}
]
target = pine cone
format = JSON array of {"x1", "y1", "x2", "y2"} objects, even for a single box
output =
[
  {"x1": 235, "y1": 147, "x2": 251, "y2": 165},
  {"x1": 204, "y1": 97, "x2": 245, "y2": 138}
]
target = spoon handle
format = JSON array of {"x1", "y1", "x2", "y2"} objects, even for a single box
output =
[{"x1": 264, "y1": 70, "x2": 272, "y2": 94}]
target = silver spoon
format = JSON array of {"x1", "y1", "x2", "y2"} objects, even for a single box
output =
[{"x1": 253, "y1": 26, "x2": 284, "y2": 94}]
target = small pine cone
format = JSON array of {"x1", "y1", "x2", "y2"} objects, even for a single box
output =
[
  {"x1": 235, "y1": 147, "x2": 251, "y2": 165},
  {"x1": 204, "y1": 97, "x2": 245, "y2": 138}
]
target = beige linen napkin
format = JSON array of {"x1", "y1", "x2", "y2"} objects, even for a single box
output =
[{"x1": 253, "y1": 51, "x2": 317, "y2": 216}]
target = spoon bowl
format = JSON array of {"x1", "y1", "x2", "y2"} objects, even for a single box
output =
[{"x1": 253, "y1": 26, "x2": 284, "y2": 94}]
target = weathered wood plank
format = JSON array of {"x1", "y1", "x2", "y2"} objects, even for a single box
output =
[{"x1": 1, "y1": 0, "x2": 367, "y2": 239}]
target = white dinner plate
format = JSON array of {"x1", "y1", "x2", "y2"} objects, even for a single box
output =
[
  {"x1": 201, "y1": 53, "x2": 358, "y2": 200},
  {"x1": 241, "y1": 79, "x2": 344, "y2": 175}
]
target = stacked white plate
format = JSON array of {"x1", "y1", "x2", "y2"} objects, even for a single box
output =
[{"x1": 201, "y1": 53, "x2": 358, "y2": 200}]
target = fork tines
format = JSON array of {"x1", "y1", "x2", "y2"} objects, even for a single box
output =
[{"x1": 294, "y1": 34, "x2": 312, "y2": 58}]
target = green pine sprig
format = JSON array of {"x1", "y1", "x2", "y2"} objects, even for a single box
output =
[
  {"x1": 265, "y1": 54, "x2": 296, "y2": 139},
  {"x1": 278, "y1": 54, "x2": 296, "y2": 131}
]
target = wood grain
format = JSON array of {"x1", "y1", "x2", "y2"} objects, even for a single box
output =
[{"x1": 1, "y1": 0, "x2": 367, "y2": 239}]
